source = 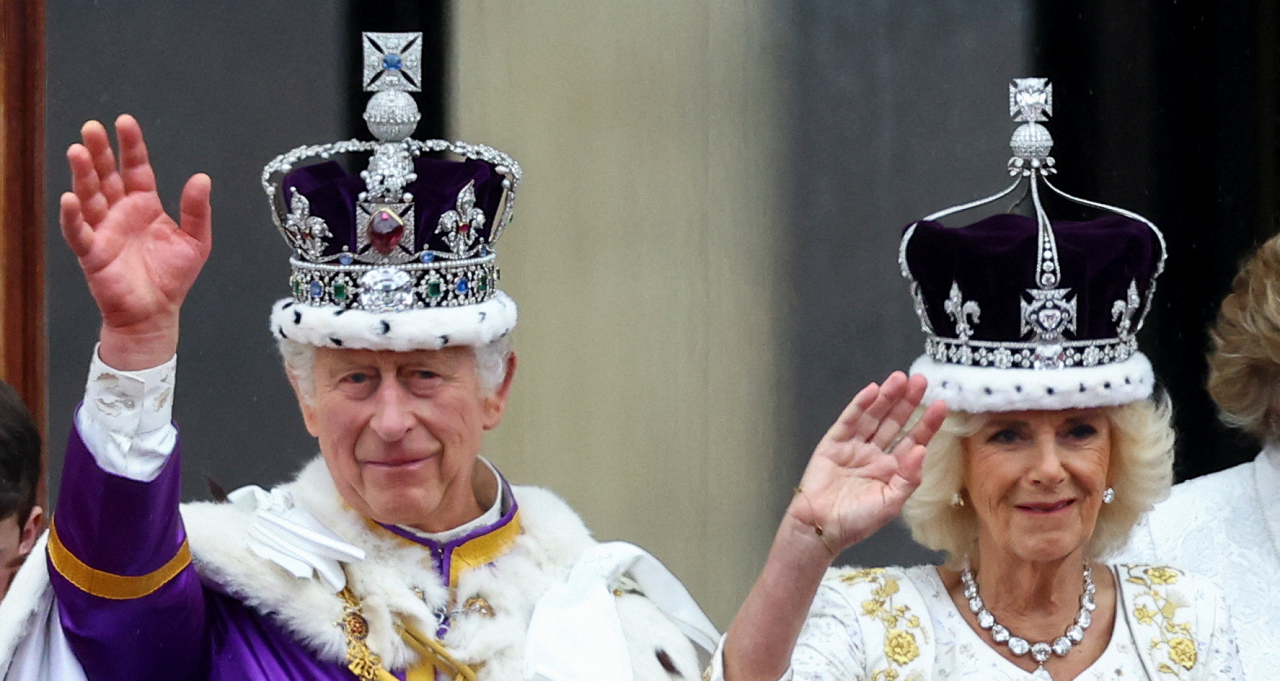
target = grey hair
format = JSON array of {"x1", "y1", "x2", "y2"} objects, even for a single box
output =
[
  {"x1": 277, "y1": 335, "x2": 513, "y2": 401},
  {"x1": 901, "y1": 398, "x2": 1175, "y2": 566}
]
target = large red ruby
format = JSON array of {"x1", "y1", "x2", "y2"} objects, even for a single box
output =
[
  {"x1": 369, "y1": 211, "x2": 405, "y2": 255},
  {"x1": 458, "y1": 222, "x2": 471, "y2": 234}
]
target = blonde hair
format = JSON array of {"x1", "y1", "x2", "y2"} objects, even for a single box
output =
[
  {"x1": 902, "y1": 398, "x2": 1175, "y2": 565},
  {"x1": 1206, "y1": 233, "x2": 1280, "y2": 440}
]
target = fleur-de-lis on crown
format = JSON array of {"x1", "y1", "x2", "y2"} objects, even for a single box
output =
[
  {"x1": 944, "y1": 282, "x2": 981, "y2": 342},
  {"x1": 1112, "y1": 280, "x2": 1142, "y2": 339},
  {"x1": 285, "y1": 188, "x2": 332, "y2": 261},
  {"x1": 436, "y1": 180, "x2": 486, "y2": 257}
]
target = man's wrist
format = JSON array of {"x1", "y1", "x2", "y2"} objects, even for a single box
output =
[{"x1": 98, "y1": 319, "x2": 179, "y2": 371}]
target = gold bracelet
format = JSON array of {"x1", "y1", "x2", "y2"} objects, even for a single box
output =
[{"x1": 793, "y1": 486, "x2": 838, "y2": 557}]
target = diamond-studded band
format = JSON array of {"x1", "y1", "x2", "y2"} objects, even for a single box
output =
[
  {"x1": 924, "y1": 335, "x2": 1138, "y2": 370},
  {"x1": 289, "y1": 255, "x2": 498, "y2": 312}
]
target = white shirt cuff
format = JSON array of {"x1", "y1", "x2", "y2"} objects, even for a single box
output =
[{"x1": 74, "y1": 345, "x2": 178, "y2": 482}]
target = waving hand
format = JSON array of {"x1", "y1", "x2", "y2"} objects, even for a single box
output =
[
  {"x1": 59, "y1": 115, "x2": 212, "y2": 370},
  {"x1": 788, "y1": 371, "x2": 948, "y2": 555}
]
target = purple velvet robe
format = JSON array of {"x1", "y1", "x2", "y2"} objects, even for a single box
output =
[{"x1": 48, "y1": 421, "x2": 513, "y2": 680}]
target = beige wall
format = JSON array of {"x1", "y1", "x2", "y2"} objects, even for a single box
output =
[{"x1": 450, "y1": 1, "x2": 784, "y2": 626}]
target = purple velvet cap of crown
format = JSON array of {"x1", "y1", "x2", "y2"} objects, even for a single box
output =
[
  {"x1": 903, "y1": 213, "x2": 1160, "y2": 344},
  {"x1": 281, "y1": 156, "x2": 505, "y2": 258}
]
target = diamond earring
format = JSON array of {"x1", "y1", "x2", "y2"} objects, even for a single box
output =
[
  {"x1": 950, "y1": 492, "x2": 966, "y2": 508},
  {"x1": 1102, "y1": 487, "x2": 1115, "y2": 504}
]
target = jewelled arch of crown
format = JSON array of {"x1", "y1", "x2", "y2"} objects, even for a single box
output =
[
  {"x1": 261, "y1": 32, "x2": 522, "y2": 314},
  {"x1": 897, "y1": 78, "x2": 1167, "y2": 371}
]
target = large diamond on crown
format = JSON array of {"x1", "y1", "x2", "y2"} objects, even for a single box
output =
[
  {"x1": 1020, "y1": 287, "x2": 1077, "y2": 343},
  {"x1": 359, "y1": 268, "x2": 415, "y2": 312}
]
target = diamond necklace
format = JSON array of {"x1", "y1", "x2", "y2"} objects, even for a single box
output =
[{"x1": 960, "y1": 564, "x2": 1096, "y2": 681}]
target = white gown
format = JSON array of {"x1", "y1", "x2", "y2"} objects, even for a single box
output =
[
  {"x1": 707, "y1": 564, "x2": 1243, "y2": 680},
  {"x1": 1117, "y1": 444, "x2": 1280, "y2": 681}
]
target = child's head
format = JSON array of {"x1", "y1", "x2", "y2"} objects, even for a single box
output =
[{"x1": 0, "y1": 380, "x2": 41, "y2": 597}]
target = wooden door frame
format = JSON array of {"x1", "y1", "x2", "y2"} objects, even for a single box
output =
[{"x1": 0, "y1": 0, "x2": 46, "y2": 504}]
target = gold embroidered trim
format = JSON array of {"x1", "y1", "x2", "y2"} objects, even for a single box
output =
[
  {"x1": 838, "y1": 568, "x2": 926, "y2": 679},
  {"x1": 337, "y1": 586, "x2": 481, "y2": 681},
  {"x1": 1122, "y1": 565, "x2": 1198, "y2": 678},
  {"x1": 47, "y1": 519, "x2": 192, "y2": 600}
]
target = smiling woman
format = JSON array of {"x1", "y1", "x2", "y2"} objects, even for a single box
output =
[
  {"x1": 714, "y1": 79, "x2": 1243, "y2": 681},
  {"x1": 906, "y1": 400, "x2": 1175, "y2": 564}
]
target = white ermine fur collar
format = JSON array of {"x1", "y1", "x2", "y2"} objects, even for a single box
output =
[{"x1": 183, "y1": 457, "x2": 597, "y2": 678}]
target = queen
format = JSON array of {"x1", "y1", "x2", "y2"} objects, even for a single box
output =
[{"x1": 711, "y1": 80, "x2": 1243, "y2": 680}]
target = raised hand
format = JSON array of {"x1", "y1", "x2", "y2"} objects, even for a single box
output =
[
  {"x1": 788, "y1": 371, "x2": 948, "y2": 556},
  {"x1": 59, "y1": 115, "x2": 212, "y2": 370}
]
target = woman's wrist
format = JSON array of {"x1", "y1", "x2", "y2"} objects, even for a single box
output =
[{"x1": 776, "y1": 511, "x2": 841, "y2": 571}]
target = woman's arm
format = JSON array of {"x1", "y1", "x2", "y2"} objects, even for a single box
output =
[{"x1": 722, "y1": 374, "x2": 946, "y2": 681}]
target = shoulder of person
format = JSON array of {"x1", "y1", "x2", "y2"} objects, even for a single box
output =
[
  {"x1": 821, "y1": 565, "x2": 931, "y2": 595},
  {"x1": 0, "y1": 532, "x2": 52, "y2": 675},
  {"x1": 508, "y1": 483, "x2": 597, "y2": 558},
  {"x1": 815, "y1": 565, "x2": 936, "y2": 674},
  {"x1": 1139, "y1": 457, "x2": 1257, "y2": 538},
  {"x1": 1112, "y1": 563, "x2": 1230, "y2": 678},
  {"x1": 1166, "y1": 457, "x2": 1256, "y2": 505}
]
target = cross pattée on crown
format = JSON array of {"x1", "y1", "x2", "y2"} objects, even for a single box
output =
[
  {"x1": 362, "y1": 32, "x2": 423, "y2": 93},
  {"x1": 1010, "y1": 78, "x2": 1052, "y2": 123}
]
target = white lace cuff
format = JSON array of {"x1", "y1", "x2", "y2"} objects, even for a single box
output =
[{"x1": 74, "y1": 345, "x2": 178, "y2": 482}]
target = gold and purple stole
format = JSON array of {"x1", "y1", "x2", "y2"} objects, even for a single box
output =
[{"x1": 365, "y1": 480, "x2": 523, "y2": 679}]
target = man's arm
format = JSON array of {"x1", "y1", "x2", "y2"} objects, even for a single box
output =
[{"x1": 49, "y1": 115, "x2": 213, "y2": 680}]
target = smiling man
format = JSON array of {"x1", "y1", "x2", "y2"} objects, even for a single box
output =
[{"x1": 6, "y1": 32, "x2": 716, "y2": 681}]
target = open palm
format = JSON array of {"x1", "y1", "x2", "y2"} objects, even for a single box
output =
[
  {"x1": 791, "y1": 372, "x2": 948, "y2": 553},
  {"x1": 59, "y1": 115, "x2": 211, "y2": 365}
]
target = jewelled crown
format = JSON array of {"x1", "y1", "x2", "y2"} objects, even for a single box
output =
[
  {"x1": 263, "y1": 32, "x2": 520, "y2": 315},
  {"x1": 900, "y1": 78, "x2": 1167, "y2": 412},
  {"x1": 263, "y1": 33, "x2": 521, "y2": 352}
]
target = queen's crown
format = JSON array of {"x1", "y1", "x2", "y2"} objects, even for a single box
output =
[
  {"x1": 899, "y1": 78, "x2": 1167, "y2": 372},
  {"x1": 262, "y1": 32, "x2": 520, "y2": 314}
]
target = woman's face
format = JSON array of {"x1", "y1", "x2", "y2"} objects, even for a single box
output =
[{"x1": 962, "y1": 409, "x2": 1112, "y2": 564}]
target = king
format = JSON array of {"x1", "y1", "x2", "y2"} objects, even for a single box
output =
[{"x1": 1, "y1": 32, "x2": 716, "y2": 681}]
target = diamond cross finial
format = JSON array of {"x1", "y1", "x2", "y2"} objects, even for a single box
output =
[
  {"x1": 1010, "y1": 78, "x2": 1052, "y2": 123},
  {"x1": 363, "y1": 32, "x2": 423, "y2": 93}
]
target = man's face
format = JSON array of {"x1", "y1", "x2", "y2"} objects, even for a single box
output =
[
  {"x1": 294, "y1": 346, "x2": 513, "y2": 533},
  {"x1": 0, "y1": 506, "x2": 42, "y2": 601}
]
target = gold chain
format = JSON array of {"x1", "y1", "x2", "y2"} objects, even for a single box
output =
[{"x1": 337, "y1": 587, "x2": 388, "y2": 681}]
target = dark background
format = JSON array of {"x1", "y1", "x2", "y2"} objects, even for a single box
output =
[{"x1": 1033, "y1": 1, "x2": 1280, "y2": 481}]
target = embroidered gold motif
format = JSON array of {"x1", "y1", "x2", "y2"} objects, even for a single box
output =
[
  {"x1": 1122, "y1": 565, "x2": 1198, "y2": 678},
  {"x1": 838, "y1": 568, "x2": 926, "y2": 678},
  {"x1": 463, "y1": 596, "x2": 495, "y2": 618},
  {"x1": 338, "y1": 587, "x2": 390, "y2": 681}
]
